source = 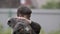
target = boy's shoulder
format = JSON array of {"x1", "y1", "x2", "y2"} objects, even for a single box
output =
[
  {"x1": 31, "y1": 21, "x2": 41, "y2": 28},
  {"x1": 31, "y1": 21, "x2": 40, "y2": 26}
]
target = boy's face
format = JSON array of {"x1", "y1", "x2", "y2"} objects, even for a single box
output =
[
  {"x1": 18, "y1": 14, "x2": 31, "y2": 20},
  {"x1": 24, "y1": 14, "x2": 31, "y2": 20}
]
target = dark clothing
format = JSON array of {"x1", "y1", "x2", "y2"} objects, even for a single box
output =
[
  {"x1": 30, "y1": 21, "x2": 41, "y2": 34},
  {"x1": 7, "y1": 18, "x2": 41, "y2": 34}
]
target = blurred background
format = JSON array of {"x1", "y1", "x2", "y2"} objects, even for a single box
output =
[{"x1": 0, "y1": 0, "x2": 60, "y2": 34}]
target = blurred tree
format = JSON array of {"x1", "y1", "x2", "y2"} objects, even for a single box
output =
[
  {"x1": 41, "y1": 0, "x2": 60, "y2": 9},
  {"x1": 56, "y1": 2, "x2": 60, "y2": 9}
]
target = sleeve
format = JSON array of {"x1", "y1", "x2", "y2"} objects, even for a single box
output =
[
  {"x1": 30, "y1": 21, "x2": 41, "y2": 34},
  {"x1": 36, "y1": 23, "x2": 41, "y2": 34},
  {"x1": 7, "y1": 18, "x2": 16, "y2": 28}
]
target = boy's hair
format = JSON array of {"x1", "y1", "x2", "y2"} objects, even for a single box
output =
[{"x1": 17, "y1": 5, "x2": 32, "y2": 16}]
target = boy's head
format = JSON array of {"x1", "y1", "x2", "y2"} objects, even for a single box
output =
[{"x1": 17, "y1": 5, "x2": 32, "y2": 20}]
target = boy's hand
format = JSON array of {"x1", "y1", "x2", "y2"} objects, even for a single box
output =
[{"x1": 16, "y1": 17, "x2": 32, "y2": 24}]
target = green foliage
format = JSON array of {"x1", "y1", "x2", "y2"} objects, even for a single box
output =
[
  {"x1": 3, "y1": 28, "x2": 11, "y2": 34},
  {"x1": 0, "y1": 23, "x2": 3, "y2": 34},
  {"x1": 48, "y1": 30, "x2": 60, "y2": 34},
  {"x1": 42, "y1": 1, "x2": 60, "y2": 9},
  {"x1": 0, "y1": 23, "x2": 11, "y2": 34},
  {"x1": 40, "y1": 29, "x2": 46, "y2": 34},
  {"x1": 39, "y1": 28, "x2": 60, "y2": 34}
]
